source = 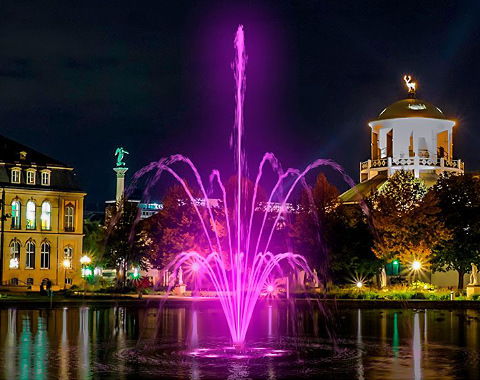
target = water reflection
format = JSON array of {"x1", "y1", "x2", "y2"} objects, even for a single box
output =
[{"x1": 0, "y1": 305, "x2": 478, "y2": 379}]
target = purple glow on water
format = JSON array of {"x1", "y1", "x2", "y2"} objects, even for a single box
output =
[{"x1": 132, "y1": 25, "x2": 359, "y2": 349}]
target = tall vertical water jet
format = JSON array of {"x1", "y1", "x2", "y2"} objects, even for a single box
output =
[{"x1": 131, "y1": 25, "x2": 359, "y2": 351}]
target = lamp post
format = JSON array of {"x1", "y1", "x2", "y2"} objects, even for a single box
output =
[
  {"x1": 62, "y1": 259, "x2": 71, "y2": 290},
  {"x1": 80, "y1": 255, "x2": 91, "y2": 295}
]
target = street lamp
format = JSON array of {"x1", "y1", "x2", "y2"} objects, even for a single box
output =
[
  {"x1": 80, "y1": 255, "x2": 91, "y2": 295},
  {"x1": 62, "y1": 259, "x2": 71, "y2": 290}
]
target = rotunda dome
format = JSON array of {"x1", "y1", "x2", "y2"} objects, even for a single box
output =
[{"x1": 376, "y1": 98, "x2": 446, "y2": 121}]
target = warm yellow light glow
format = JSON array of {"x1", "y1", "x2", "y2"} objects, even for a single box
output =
[
  {"x1": 412, "y1": 260, "x2": 422, "y2": 271},
  {"x1": 356, "y1": 281, "x2": 363, "y2": 288},
  {"x1": 63, "y1": 259, "x2": 71, "y2": 269},
  {"x1": 80, "y1": 255, "x2": 91, "y2": 265}
]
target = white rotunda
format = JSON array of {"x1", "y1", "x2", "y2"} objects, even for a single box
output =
[{"x1": 360, "y1": 76, "x2": 464, "y2": 183}]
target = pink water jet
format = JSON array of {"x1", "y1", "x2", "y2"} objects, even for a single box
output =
[{"x1": 132, "y1": 25, "x2": 358, "y2": 349}]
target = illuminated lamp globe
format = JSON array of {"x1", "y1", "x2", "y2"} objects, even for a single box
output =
[
  {"x1": 356, "y1": 281, "x2": 363, "y2": 288},
  {"x1": 412, "y1": 261, "x2": 422, "y2": 271},
  {"x1": 191, "y1": 262, "x2": 200, "y2": 272},
  {"x1": 267, "y1": 284, "x2": 274, "y2": 293},
  {"x1": 80, "y1": 255, "x2": 91, "y2": 265},
  {"x1": 63, "y1": 259, "x2": 71, "y2": 269}
]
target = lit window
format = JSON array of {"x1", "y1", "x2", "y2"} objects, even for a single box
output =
[
  {"x1": 26, "y1": 241, "x2": 35, "y2": 269},
  {"x1": 26, "y1": 201, "x2": 36, "y2": 229},
  {"x1": 41, "y1": 171, "x2": 50, "y2": 186},
  {"x1": 41, "y1": 201, "x2": 51, "y2": 230},
  {"x1": 9, "y1": 240, "x2": 20, "y2": 269},
  {"x1": 11, "y1": 169, "x2": 20, "y2": 183},
  {"x1": 65, "y1": 204, "x2": 75, "y2": 231},
  {"x1": 11, "y1": 200, "x2": 20, "y2": 229},
  {"x1": 64, "y1": 246, "x2": 73, "y2": 268},
  {"x1": 41, "y1": 242, "x2": 50, "y2": 269},
  {"x1": 26, "y1": 170, "x2": 36, "y2": 185}
]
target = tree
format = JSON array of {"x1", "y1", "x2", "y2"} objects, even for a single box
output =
[
  {"x1": 142, "y1": 182, "x2": 208, "y2": 268},
  {"x1": 327, "y1": 204, "x2": 381, "y2": 282},
  {"x1": 103, "y1": 197, "x2": 147, "y2": 286},
  {"x1": 368, "y1": 170, "x2": 450, "y2": 266},
  {"x1": 431, "y1": 173, "x2": 480, "y2": 289},
  {"x1": 291, "y1": 173, "x2": 339, "y2": 272},
  {"x1": 83, "y1": 219, "x2": 104, "y2": 259}
]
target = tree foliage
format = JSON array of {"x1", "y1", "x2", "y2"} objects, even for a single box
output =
[
  {"x1": 431, "y1": 173, "x2": 480, "y2": 288},
  {"x1": 142, "y1": 182, "x2": 208, "y2": 268},
  {"x1": 368, "y1": 170, "x2": 450, "y2": 265},
  {"x1": 103, "y1": 197, "x2": 148, "y2": 285}
]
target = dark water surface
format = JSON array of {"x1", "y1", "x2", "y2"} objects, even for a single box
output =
[{"x1": 0, "y1": 302, "x2": 479, "y2": 380}]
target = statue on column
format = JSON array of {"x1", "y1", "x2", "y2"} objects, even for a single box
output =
[
  {"x1": 115, "y1": 147, "x2": 129, "y2": 167},
  {"x1": 469, "y1": 263, "x2": 478, "y2": 286}
]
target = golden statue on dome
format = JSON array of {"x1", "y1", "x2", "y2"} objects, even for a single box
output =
[{"x1": 403, "y1": 75, "x2": 416, "y2": 97}]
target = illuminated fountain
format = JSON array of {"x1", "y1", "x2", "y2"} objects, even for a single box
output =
[{"x1": 133, "y1": 25, "x2": 356, "y2": 351}]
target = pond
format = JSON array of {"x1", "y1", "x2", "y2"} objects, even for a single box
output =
[{"x1": 0, "y1": 302, "x2": 478, "y2": 379}]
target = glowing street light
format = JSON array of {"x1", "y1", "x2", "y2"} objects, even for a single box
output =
[
  {"x1": 356, "y1": 281, "x2": 363, "y2": 289},
  {"x1": 191, "y1": 262, "x2": 200, "y2": 272},
  {"x1": 267, "y1": 284, "x2": 275, "y2": 293},
  {"x1": 80, "y1": 255, "x2": 91, "y2": 265},
  {"x1": 412, "y1": 260, "x2": 422, "y2": 271}
]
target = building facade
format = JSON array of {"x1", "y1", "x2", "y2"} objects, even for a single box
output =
[{"x1": 0, "y1": 135, "x2": 85, "y2": 289}]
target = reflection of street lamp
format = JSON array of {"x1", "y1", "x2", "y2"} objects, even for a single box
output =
[{"x1": 62, "y1": 259, "x2": 71, "y2": 290}]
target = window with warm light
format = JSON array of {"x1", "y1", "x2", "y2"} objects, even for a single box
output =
[
  {"x1": 65, "y1": 204, "x2": 75, "y2": 231},
  {"x1": 41, "y1": 201, "x2": 51, "y2": 230},
  {"x1": 26, "y1": 200, "x2": 36, "y2": 229},
  {"x1": 40, "y1": 242, "x2": 50, "y2": 269},
  {"x1": 11, "y1": 169, "x2": 20, "y2": 184},
  {"x1": 9, "y1": 240, "x2": 20, "y2": 269},
  {"x1": 41, "y1": 170, "x2": 50, "y2": 186},
  {"x1": 26, "y1": 241, "x2": 35, "y2": 269},
  {"x1": 11, "y1": 200, "x2": 20, "y2": 229},
  {"x1": 26, "y1": 170, "x2": 36, "y2": 185}
]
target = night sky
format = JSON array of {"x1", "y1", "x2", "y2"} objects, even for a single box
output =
[{"x1": 1, "y1": 1, "x2": 479, "y2": 208}]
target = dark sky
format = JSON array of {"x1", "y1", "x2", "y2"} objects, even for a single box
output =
[{"x1": 1, "y1": 1, "x2": 479, "y2": 207}]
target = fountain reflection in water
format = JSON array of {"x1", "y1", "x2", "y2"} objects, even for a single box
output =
[{"x1": 131, "y1": 25, "x2": 357, "y2": 351}]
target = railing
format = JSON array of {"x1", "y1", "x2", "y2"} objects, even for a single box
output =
[{"x1": 361, "y1": 158, "x2": 464, "y2": 171}]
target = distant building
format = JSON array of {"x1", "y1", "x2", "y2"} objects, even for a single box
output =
[
  {"x1": 0, "y1": 135, "x2": 85, "y2": 288},
  {"x1": 341, "y1": 76, "x2": 464, "y2": 204}
]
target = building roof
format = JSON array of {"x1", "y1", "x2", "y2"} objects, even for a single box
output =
[
  {"x1": 339, "y1": 173, "x2": 388, "y2": 204},
  {"x1": 375, "y1": 98, "x2": 447, "y2": 121},
  {"x1": 0, "y1": 134, "x2": 69, "y2": 167},
  {"x1": 0, "y1": 134, "x2": 84, "y2": 193}
]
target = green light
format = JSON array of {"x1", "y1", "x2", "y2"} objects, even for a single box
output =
[{"x1": 393, "y1": 260, "x2": 399, "y2": 266}]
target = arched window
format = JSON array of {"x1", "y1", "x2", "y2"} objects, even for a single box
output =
[
  {"x1": 26, "y1": 278, "x2": 34, "y2": 285},
  {"x1": 41, "y1": 201, "x2": 51, "y2": 230},
  {"x1": 11, "y1": 200, "x2": 20, "y2": 229},
  {"x1": 26, "y1": 200, "x2": 36, "y2": 230},
  {"x1": 26, "y1": 240, "x2": 35, "y2": 269},
  {"x1": 9, "y1": 240, "x2": 20, "y2": 269},
  {"x1": 65, "y1": 204, "x2": 74, "y2": 231},
  {"x1": 40, "y1": 241, "x2": 50, "y2": 269},
  {"x1": 11, "y1": 278, "x2": 18, "y2": 286}
]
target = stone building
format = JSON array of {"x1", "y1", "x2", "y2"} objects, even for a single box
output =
[{"x1": 0, "y1": 135, "x2": 85, "y2": 289}]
